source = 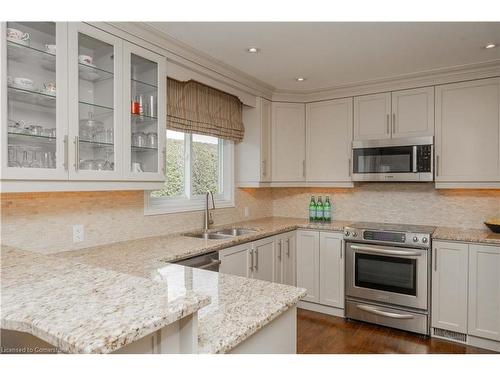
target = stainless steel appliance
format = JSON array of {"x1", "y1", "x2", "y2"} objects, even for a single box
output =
[
  {"x1": 174, "y1": 251, "x2": 221, "y2": 272},
  {"x1": 351, "y1": 136, "x2": 433, "y2": 182},
  {"x1": 344, "y1": 222, "x2": 435, "y2": 334}
]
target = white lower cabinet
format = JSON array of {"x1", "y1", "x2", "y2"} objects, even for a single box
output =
[
  {"x1": 319, "y1": 232, "x2": 344, "y2": 309},
  {"x1": 296, "y1": 230, "x2": 320, "y2": 303},
  {"x1": 219, "y1": 242, "x2": 252, "y2": 278},
  {"x1": 468, "y1": 244, "x2": 500, "y2": 341},
  {"x1": 431, "y1": 241, "x2": 469, "y2": 333},
  {"x1": 274, "y1": 231, "x2": 297, "y2": 286},
  {"x1": 219, "y1": 233, "x2": 292, "y2": 284},
  {"x1": 296, "y1": 230, "x2": 344, "y2": 309}
]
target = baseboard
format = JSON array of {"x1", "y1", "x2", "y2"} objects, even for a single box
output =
[
  {"x1": 431, "y1": 327, "x2": 500, "y2": 352},
  {"x1": 298, "y1": 301, "x2": 345, "y2": 318}
]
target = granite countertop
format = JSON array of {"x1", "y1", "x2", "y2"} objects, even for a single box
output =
[
  {"x1": 3, "y1": 216, "x2": 498, "y2": 354},
  {"x1": 0, "y1": 246, "x2": 211, "y2": 354}
]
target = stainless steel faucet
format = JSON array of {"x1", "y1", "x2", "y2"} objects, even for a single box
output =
[{"x1": 204, "y1": 190, "x2": 215, "y2": 232}]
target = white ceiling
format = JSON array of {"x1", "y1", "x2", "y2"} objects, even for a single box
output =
[{"x1": 148, "y1": 22, "x2": 500, "y2": 92}]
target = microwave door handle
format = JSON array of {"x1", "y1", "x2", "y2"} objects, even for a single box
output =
[
  {"x1": 350, "y1": 244, "x2": 422, "y2": 257},
  {"x1": 412, "y1": 146, "x2": 417, "y2": 172}
]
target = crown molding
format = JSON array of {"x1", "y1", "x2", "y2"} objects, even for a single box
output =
[
  {"x1": 98, "y1": 22, "x2": 275, "y2": 100},
  {"x1": 272, "y1": 60, "x2": 500, "y2": 102}
]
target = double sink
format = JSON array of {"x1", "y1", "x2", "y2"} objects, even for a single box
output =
[{"x1": 185, "y1": 228, "x2": 257, "y2": 240}]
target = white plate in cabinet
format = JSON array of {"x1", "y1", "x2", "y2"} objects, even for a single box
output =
[
  {"x1": 353, "y1": 92, "x2": 391, "y2": 141},
  {"x1": 431, "y1": 241, "x2": 469, "y2": 334},
  {"x1": 468, "y1": 244, "x2": 500, "y2": 341},
  {"x1": 391, "y1": 87, "x2": 434, "y2": 138},
  {"x1": 306, "y1": 98, "x2": 353, "y2": 183}
]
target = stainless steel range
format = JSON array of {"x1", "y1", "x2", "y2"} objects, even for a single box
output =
[{"x1": 344, "y1": 222, "x2": 435, "y2": 335}]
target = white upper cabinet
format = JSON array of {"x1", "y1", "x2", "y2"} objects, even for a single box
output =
[
  {"x1": 431, "y1": 241, "x2": 469, "y2": 334},
  {"x1": 468, "y1": 244, "x2": 500, "y2": 341},
  {"x1": 68, "y1": 22, "x2": 123, "y2": 180},
  {"x1": 2, "y1": 22, "x2": 68, "y2": 180},
  {"x1": 122, "y1": 41, "x2": 166, "y2": 181},
  {"x1": 354, "y1": 92, "x2": 391, "y2": 141},
  {"x1": 272, "y1": 102, "x2": 306, "y2": 182},
  {"x1": 236, "y1": 97, "x2": 272, "y2": 186},
  {"x1": 435, "y1": 78, "x2": 500, "y2": 185},
  {"x1": 306, "y1": 98, "x2": 353, "y2": 183},
  {"x1": 391, "y1": 87, "x2": 434, "y2": 138}
]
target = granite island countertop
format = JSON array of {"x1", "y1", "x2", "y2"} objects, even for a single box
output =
[{"x1": 0, "y1": 246, "x2": 210, "y2": 353}]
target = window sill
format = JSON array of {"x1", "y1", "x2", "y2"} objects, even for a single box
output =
[{"x1": 144, "y1": 195, "x2": 235, "y2": 216}]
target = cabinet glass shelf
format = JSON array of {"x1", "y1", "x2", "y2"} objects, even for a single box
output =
[
  {"x1": 8, "y1": 86, "x2": 56, "y2": 107},
  {"x1": 79, "y1": 63, "x2": 113, "y2": 82},
  {"x1": 131, "y1": 145, "x2": 158, "y2": 152},
  {"x1": 78, "y1": 101, "x2": 114, "y2": 117},
  {"x1": 131, "y1": 113, "x2": 158, "y2": 127},
  {"x1": 79, "y1": 139, "x2": 114, "y2": 148},
  {"x1": 131, "y1": 78, "x2": 157, "y2": 95},
  {"x1": 7, "y1": 41, "x2": 56, "y2": 69},
  {"x1": 8, "y1": 132, "x2": 57, "y2": 147}
]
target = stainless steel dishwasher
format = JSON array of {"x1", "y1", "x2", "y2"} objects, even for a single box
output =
[{"x1": 174, "y1": 251, "x2": 221, "y2": 272}]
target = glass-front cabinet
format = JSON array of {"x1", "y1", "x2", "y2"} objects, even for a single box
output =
[
  {"x1": 1, "y1": 22, "x2": 167, "y2": 189},
  {"x1": 67, "y1": 23, "x2": 123, "y2": 180},
  {"x1": 1, "y1": 22, "x2": 68, "y2": 180},
  {"x1": 123, "y1": 42, "x2": 166, "y2": 181}
]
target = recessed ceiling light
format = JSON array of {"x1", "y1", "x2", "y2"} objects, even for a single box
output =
[
  {"x1": 246, "y1": 47, "x2": 259, "y2": 53},
  {"x1": 296, "y1": 77, "x2": 306, "y2": 82},
  {"x1": 485, "y1": 43, "x2": 497, "y2": 49}
]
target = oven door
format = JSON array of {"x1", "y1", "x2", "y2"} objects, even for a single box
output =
[{"x1": 345, "y1": 242, "x2": 428, "y2": 310}]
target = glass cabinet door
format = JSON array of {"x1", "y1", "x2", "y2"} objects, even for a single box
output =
[
  {"x1": 68, "y1": 23, "x2": 122, "y2": 180},
  {"x1": 1, "y1": 22, "x2": 68, "y2": 180},
  {"x1": 123, "y1": 42, "x2": 166, "y2": 181}
]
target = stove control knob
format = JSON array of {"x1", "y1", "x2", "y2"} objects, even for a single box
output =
[
  {"x1": 344, "y1": 231, "x2": 350, "y2": 237},
  {"x1": 352, "y1": 232, "x2": 358, "y2": 237},
  {"x1": 413, "y1": 236, "x2": 419, "y2": 243},
  {"x1": 422, "y1": 237, "x2": 428, "y2": 244}
]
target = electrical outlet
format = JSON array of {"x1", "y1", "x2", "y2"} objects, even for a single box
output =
[
  {"x1": 244, "y1": 207, "x2": 250, "y2": 217},
  {"x1": 73, "y1": 225, "x2": 84, "y2": 243}
]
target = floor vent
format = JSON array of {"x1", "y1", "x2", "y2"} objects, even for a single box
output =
[{"x1": 433, "y1": 328, "x2": 467, "y2": 343}]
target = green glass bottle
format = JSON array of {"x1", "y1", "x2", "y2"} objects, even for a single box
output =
[
  {"x1": 316, "y1": 196, "x2": 324, "y2": 222},
  {"x1": 324, "y1": 196, "x2": 332, "y2": 222},
  {"x1": 309, "y1": 196, "x2": 316, "y2": 222}
]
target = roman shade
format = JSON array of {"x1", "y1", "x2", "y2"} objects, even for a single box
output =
[{"x1": 167, "y1": 78, "x2": 244, "y2": 142}]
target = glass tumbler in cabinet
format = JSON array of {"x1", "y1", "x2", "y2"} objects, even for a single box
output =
[
  {"x1": 123, "y1": 42, "x2": 166, "y2": 181},
  {"x1": 1, "y1": 22, "x2": 68, "y2": 180},
  {"x1": 67, "y1": 23, "x2": 123, "y2": 179}
]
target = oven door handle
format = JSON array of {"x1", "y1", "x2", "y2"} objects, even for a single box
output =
[
  {"x1": 350, "y1": 244, "x2": 422, "y2": 257},
  {"x1": 356, "y1": 304, "x2": 415, "y2": 320}
]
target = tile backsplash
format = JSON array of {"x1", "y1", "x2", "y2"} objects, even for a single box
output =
[
  {"x1": 272, "y1": 183, "x2": 500, "y2": 229},
  {"x1": 1, "y1": 188, "x2": 273, "y2": 254},
  {"x1": 1, "y1": 183, "x2": 499, "y2": 254}
]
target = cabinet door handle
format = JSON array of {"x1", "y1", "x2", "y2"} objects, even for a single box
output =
[
  {"x1": 435, "y1": 155, "x2": 439, "y2": 177},
  {"x1": 74, "y1": 136, "x2": 79, "y2": 171},
  {"x1": 162, "y1": 147, "x2": 166, "y2": 175},
  {"x1": 249, "y1": 249, "x2": 254, "y2": 271},
  {"x1": 63, "y1": 135, "x2": 69, "y2": 170},
  {"x1": 392, "y1": 113, "x2": 396, "y2": 133},
  {"x1": 340, "y1": 242, "x2": 343, "y2": 259},
  {"x1": 286, "y1": 239, "x2": 290, "y2": 257},
  {"x1": 434, "y1": 248, "x2": 438, "y2": 271},
  {"x1": 386, "y1": 114, "x2": 390, "y2": 134},
  {"x1": 348, "y1": 158, "x2": 352, "y2": 177},
  {"x1": 278, "y1": 240, "x2": 282, "y2": 260},
  {"x1": 302, "y1": 160, "x2": 306, "y2": 178},
  {"x1": 255, "y1": 248, "x2": 259, "y2": 271},
  {"x1": 262, "y1": 160, "x2": 266, "y2": 177}
]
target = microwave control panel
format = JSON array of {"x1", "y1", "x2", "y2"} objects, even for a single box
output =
[{"x1": 416, "y1": 145, "x2": 432, "y2": 172}]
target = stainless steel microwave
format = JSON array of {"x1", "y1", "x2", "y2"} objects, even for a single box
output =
[{"x1": 351, "y1": 136, "x2": 433, "y2": 182}]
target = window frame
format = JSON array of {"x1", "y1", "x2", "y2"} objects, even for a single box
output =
[{"x1": 144, "y1": 132, "x2": 234, "y2": 215}]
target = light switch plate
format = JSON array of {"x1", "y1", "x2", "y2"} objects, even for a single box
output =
[
  {"x1": 244, "y1": 207, "x2": 250, "y2": 217},
  {"x1": 73, "y1": 224, "x2": 84, "y2": 243}
]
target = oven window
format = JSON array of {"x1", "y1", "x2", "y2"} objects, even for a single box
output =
[
  {"x1": 355, "y1": 253, "x2": 417, "y2": 295},
  {"x1": 353, "y1": 146, "x2": 413, "y2": 173}
]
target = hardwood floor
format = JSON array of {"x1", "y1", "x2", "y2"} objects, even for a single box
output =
[{"x1": 297, "y1": 308, "x2": 495, "y2": 354}]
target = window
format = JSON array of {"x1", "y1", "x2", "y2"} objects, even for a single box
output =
[{"x1": 146, "y1": 130, "x2": 234, "y2": 214}]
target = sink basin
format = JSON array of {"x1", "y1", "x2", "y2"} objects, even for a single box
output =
[
  {"x1": 185, "y1": 232, "x2": 234, "y2": 240},
  {"x1": 215, "y1": 228, "x2": 258, "y2": 236}
]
